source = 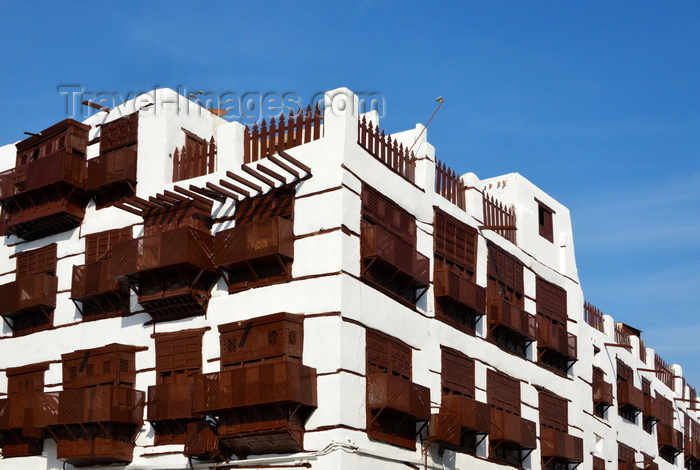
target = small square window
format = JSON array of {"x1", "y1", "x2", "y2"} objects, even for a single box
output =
[{"x1": 536, "y1": 199, "x2": 554, "y2": 243}]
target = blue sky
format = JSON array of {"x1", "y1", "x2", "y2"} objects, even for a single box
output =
[{"x1": 1, "y1": 2, "x2": 699, "y2": 382}]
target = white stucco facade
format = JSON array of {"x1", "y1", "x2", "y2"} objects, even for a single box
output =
[{"x1": 0, "y1": 87, "x2": 695, "y2": 470}]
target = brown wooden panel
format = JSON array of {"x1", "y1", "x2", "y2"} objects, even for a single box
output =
[
  {"x1": 143, "y1": 201, "x2": 212, "y2": 236},
  {"x1": 617, "y1": 358, "x2": 633, "y2": 382},
  {"x1": 487, "y1": 369, "x2": 520, "y2": 415},
  {"x1": 487, "y1": 243, "x2": 524, "y2": 294},
  {"x1": 366, "y1": 329, "x2": 412, "y2": 381},
  {"x1": 539, "y1": 390, "x2": 568, "y2": 432},
  {"x1": 219, "y1": 313, "x2": 303, "y2": 368},
  {"x1": 235, "y1": 186, "x2": 294, "y2": 226},
  {"x1": 16, "y1": 244, "x2": 57, "y2": 278},
  {"x1": 362, "y1": 185, "x2": 415, "y2": 246},
  {"x1": 100, "y1": 114, "x2": 138, "y2": 154},
  {"x1": 154, "y1": 330, "x2": 203, "y2": 382},
  {"x1": 441, "y1": 347, "x2": 474, "y2": 397},
  {"x1": 85, "y1": 227, "x2": 133, "y2": 263},
  {"x1": 618, "y1": 441, "x2": 636, "y2": 463},
  {"x1": 536, "y1": 277, "x2": 567, "y2": 323},
  {"x1": 62, "y1": 345, "x2": 137, "y2": 389},
  {"x1": 7, "y1": 370, "x2": 45, "y2": 395},
  {"x1": 434, "y1": 209, "x2": 477, "y2": 272}
]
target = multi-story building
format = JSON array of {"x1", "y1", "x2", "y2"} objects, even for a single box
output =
[{"x1": 0, "y1": 87, "x2": 697, "y2": 470}]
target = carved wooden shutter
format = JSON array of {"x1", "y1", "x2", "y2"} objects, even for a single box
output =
[
  {"x1": 487, "y1": 369, "x2": 520, "y2": 415},
  {"x1": 362, "y1": 185, "x2": 416, "y2": 245},
  {"x1": 85, "y1": 227, "x2": 132, "y2": 263},
  {"x1": 434, "y1": 210, "x2": 477, "y2": 272},
  {"x1": 155, "y1": 331, "x2": 203, "y2": 384},
  {"x1": 616, "y1": 359, "x2": 633, "y2": 382},
  {"x1": 487, "y1": 243, "x2": 524, "y2": 294},
  {"x1": 441, "y1": 347, "x2": 474, "y2": 397},
  {"x1": 100, "y1": 113, "x2": 138, "y2": 153},
  {"x1": 366, "y1": 330, "x2": 411, "y2": 380},
  {"x1": 536, "y1": 277, "x2": 567, "y2": 323},
  {"x1": 16, "y1": 244, "x2": 57, "y2": 278},
  {"x1": 539, "y1": 390, "x2": 568, "y2": 432}
]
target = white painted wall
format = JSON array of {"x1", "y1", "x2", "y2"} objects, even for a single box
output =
[{"x1": 0, "y1": 87, "x2": 694, "y2": 470}]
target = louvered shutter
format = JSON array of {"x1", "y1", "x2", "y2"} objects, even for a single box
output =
[
  {"x1": 536, "y1": 277, "x2": 567, "y2": 323},
  {"x1": 16, "y1": 244, "x2": 57, "y2": 278},
  {"x1": 487, "y1": 369, "x2": 520, "y2": 415},
  {"x1": 434, "y1": 210, "x2": 477, "y2": 272},
  {"x1": 85, "y1": 227, "x2": 132, "y2": 263},
  {"x1": 487, "y1": 243, "x2": 524, "y2": 294},
  {"x1": 441, "y1": 347, "x2": 475, "y2": 397}
]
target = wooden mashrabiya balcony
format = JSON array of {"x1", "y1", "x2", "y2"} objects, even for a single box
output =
[
  {"x1": 537, "y1": 318, "x2": 577, "y2": 360},
  {"x1": 539, "y1": 426, "x2": 584, "y2": 463},
  {"x1": 489, "y1": 408, "x2": 537, "y2": 450},
  {"x1": 433, "y1": 268, "x2": 486, "y2": 314},
  {"x1": 110, "y1": 227, "x2": 217, "y2": 321},
  {"x1": 360, "y1": 223, "x2": 430, "y2": 296},
  {"x1": 193, "y1": 360, "x2": 317, "y2": 458},
  {"x1": 430, "y1": 394, "x2": 490, "y2": 447},
  {"x1": 488, "y1": 296, "x2": 536, "y2": 340},
  {"x1": 0, "y1": 273, "x2": 58, "y2": 318},
  {"x1": 592, "y1": 378, "x2": 614, "y2": 406},
  {"x1": 617, "y1": 381, "x2": 644, "y2": 412},
  {"x1": 0, "y1": 119, "x2": 90, "y2": 240}
]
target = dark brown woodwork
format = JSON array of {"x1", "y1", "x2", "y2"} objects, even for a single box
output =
[
  {"x1": 483, "y1": 193, "x2": 517, "y2": 244},
  {"x1": 0, "y1": 119, "x2": 90, "y2": 240},
  {"x1": 430, "y1": 395, "x2": 490, "y2": 447},
  {"x1": 617, "y1": 380, "x2": 644, "y2": 412},
  {"x1": 489, "y1": 408, "x2": 536, "y2": 448},
  {"x1": 245, "y1": 105, "x2": 322, "y2": 164},
  {"x1": 357, "y1": 116, "x2": 415, "y2": 183},
  {"x1": 540, "y1": 427, "x2": 583, "y2": 462},
  {"x1": 86, "y1": 147, "x2": 137, "y2": 206},
  {"x1": 488, "y1": 296, "x2": 536, "y2": 339},
  {"x1": 110, "y1": 227, "x2": 217, "y2": 322},
  {"x1": 435, "y1": 160, "x2": 466, "y2": 209},
  {"x1": 218, "y1": 313, "x2": 303, "y2": 368},
  {"x1": 215, "y1": 216, "x2": 294, "y2": 293}
]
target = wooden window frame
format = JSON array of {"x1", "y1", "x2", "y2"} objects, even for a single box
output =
[{"x1": 536, "y1": 198, "x2": 554, "y2": 243}]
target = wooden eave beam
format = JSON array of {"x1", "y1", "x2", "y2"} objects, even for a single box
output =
[
  {"x1": 205, "y1": 182, "x2": 239, "y2": 201},
  {"x1": 219, "y1": 178, "x2": 251, "y2": 197},
  {"x1": 173, "y1": 185, "x2": 212, "y2": 205},
  {"x1": 188, "y1": 184, "x2": 225, "y2": 203},
  {"x1": 604, "y1": 343, "x2": 632, "y2": 350},
  {"x1": 113, "y1": 202, "x2": 142, "y2": 216},
  {"x1": 257, "y1": 163, "x2": 287, "y2": 184},
  {"x1": 241, "y1": 164, "x2": 276, "y2": 187},
  {"x1": 226, "y1": 171, "x2": 263, "y2": 193},
  {"x1": 279, "y1": 150, "x2": 311, "y2": 174},
  {"x1": 479, "y1": 225, "x2": 518, "y2": 231},
  {"x1": 268, "y1": 154, "x2": 301, "y2": 179}
]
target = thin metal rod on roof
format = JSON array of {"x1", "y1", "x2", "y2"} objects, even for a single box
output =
[{"x1": 407, "y1": 96, "x2": 444, "y2": 155}]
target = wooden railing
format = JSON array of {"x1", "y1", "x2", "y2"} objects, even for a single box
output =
[
  {"x1": 435, "y1": 160, "x2": 466, "y2": 209},
  {"x1": 614, "y1": 323, "x2": 631, "y2": 347},
  {"x1": 244, "y1": 105, "x2": 322, "y2": 164},
  {"x1": 358, "y1": 117, "x2": 416, "y2": 183},
  {"x1": 655, "y1": 354, "x2": 674, "y2": 390},
  {"x1": 483, "y1": 193, "x2": 516, "y2": 244},
  {"x1": 172, "y1": 137, "x2": 216, "y2": 182},
  {"x1": 583, "y1": 301, "x2": 605, "y2": 332}
]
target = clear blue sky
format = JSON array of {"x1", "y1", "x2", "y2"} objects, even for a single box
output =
[{"x1": 1, "y1": 2, "x2": 699, "y2": 382}]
